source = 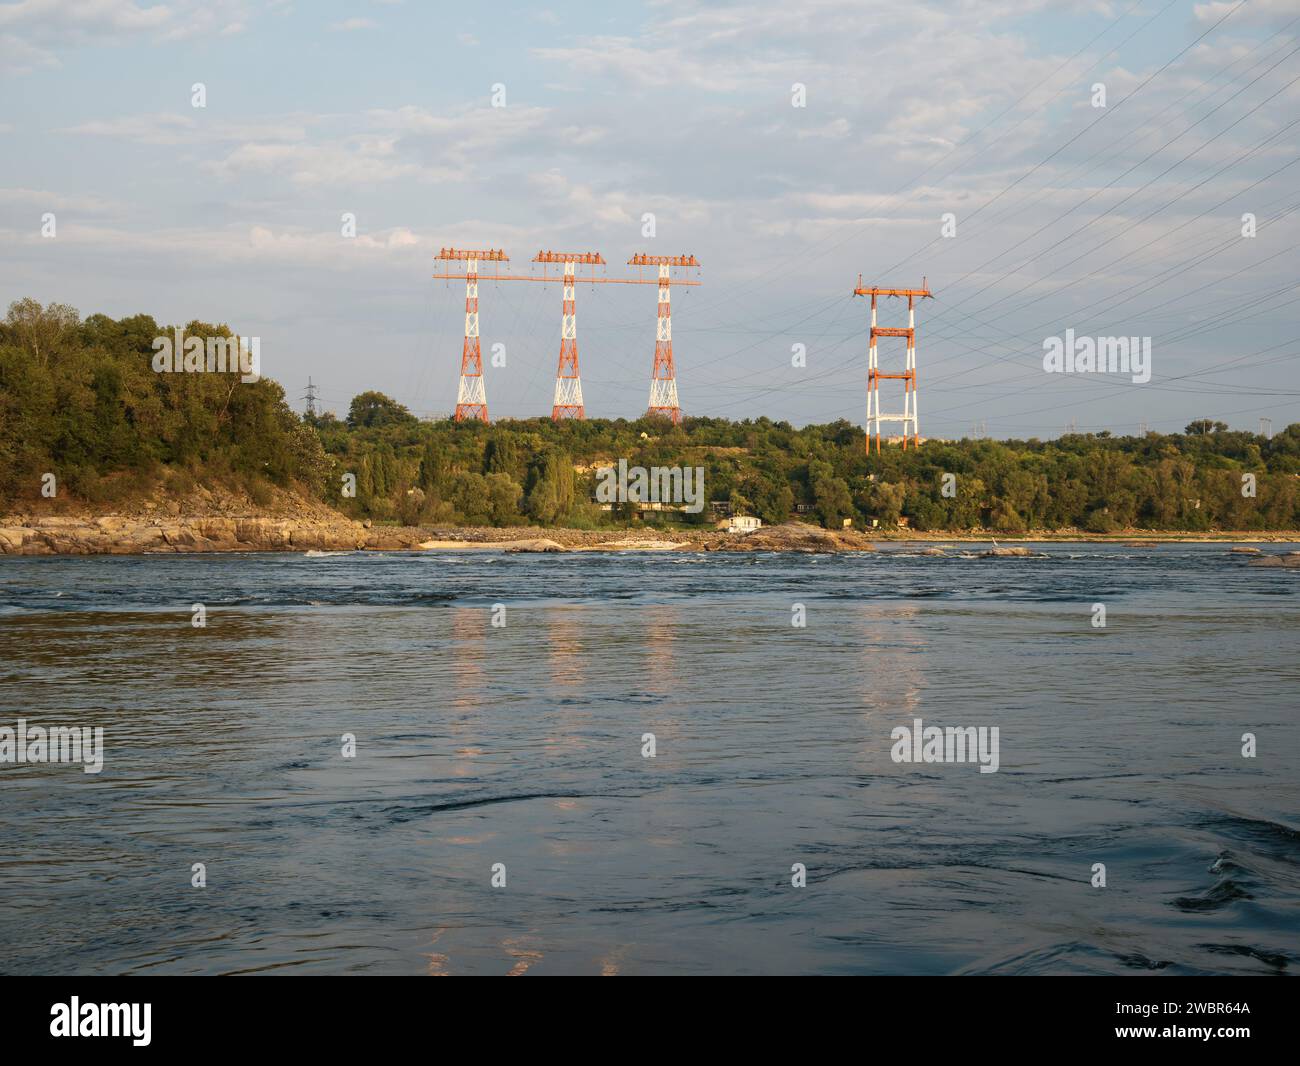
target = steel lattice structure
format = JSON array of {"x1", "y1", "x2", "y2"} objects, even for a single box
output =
[
  {"x1": 433, "y1": 248, "x2": 508, "y2": 422},
  {"x1": 853, "y1": 277, "x2": 933, "y2": 452},
  {"x1": 628, "y1": 254, "x2": 699, "y2": 424},
  {"x1": 432, "y1": 246, "x2": 700, "y2": 422}
]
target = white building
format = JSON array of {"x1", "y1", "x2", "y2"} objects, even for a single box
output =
[{"x1": 726, "y1": 515, "x2": 762, "y2": 534}]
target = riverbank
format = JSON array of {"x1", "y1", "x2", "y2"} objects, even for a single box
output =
[
  {"x1": 0, "y1": 515, "x2": 877, "y2": 555},
  {"x1": 2, "y1": 509, "x2": 1299, "y2": 556}
]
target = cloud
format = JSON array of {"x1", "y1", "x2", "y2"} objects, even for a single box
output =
[
  {"x1": 1194, "y1": 0, "x2": 1300, "y2": 24},
  {"x1": 0, "y1": 0, "x2": 250, "y2": 70},
  {"x1": 60, "y1": 103, "x2": 558, "y2": 189},
  {"x1": 0, "y1": 186, "x2": 121, "y2": 216},
  {"x1": 0, "y1": 0, "x2": 172, "y2": 36},
  {"x1": 0, "y1": 219, "x2": 431, "y2": 270},
  {"x1": 329, "y1": 17, "x2": 377, "y2": 31},
  {"x1": 64, "y1": 113, "x2": 311, "y2": 146}
]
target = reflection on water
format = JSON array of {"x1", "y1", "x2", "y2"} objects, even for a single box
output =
[{"x1": 0, "y1": 545, "x2": 1297, "y2": 974}]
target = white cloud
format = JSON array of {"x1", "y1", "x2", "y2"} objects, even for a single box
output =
[
  {"x1": 0, "y1": 0, "x2": 250, "y2": 70},
  {"x1": 65, "y1": 113, "x2": 311, "y2": 146}
]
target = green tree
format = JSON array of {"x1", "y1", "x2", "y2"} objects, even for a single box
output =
[{"x1": 347, "y1": 391, "x2": 416, "y2": 430}]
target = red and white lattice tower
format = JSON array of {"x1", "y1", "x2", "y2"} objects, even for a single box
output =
[
  {"x1": 853, "y1": 277, "x2": 932, "y2": 453},
  {"x1": 434, "y1": 247, "x2": 507, "y2": 422},
  {"x1": 628, "y1": 253, "x2": 699, "y2": 423},
  {"x1": 534, "y1": 251, "x2": 604, "y2": 420}
]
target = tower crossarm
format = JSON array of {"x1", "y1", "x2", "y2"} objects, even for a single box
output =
[
  {"x1": 853, "y1": 275, "x2": 932, "y2": 299},
  {"x1": 533, "y1": 251, "x2": 606, "y2": 264},
  {"x1": 627, "y1": 254, "x2": 700, "y2": 267},
  {"x1": 436, "y1": 247, "x2": 509, "y2": 262}
]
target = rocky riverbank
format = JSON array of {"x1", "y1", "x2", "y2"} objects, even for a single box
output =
[
  {"x1": 2, "y1": 498, "x2": 1298, "y2": 558},
  {"x1": 0, "y1": 514, "x2": 378, "y2": 554},
  {"x1": 0, "y1": 515, "x2": 885, "y2": 556}
]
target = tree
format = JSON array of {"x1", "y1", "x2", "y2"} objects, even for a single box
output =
[
  {"x1": 523, "y1": 448, "x2": 576, "y2": 523},
  {"x1": 4, "y1": 298, "x2": 81, "y2": 367},
  {"x1": 485, "y1": 473, "x2": 523, "y2": 525},
  {"x1": 347, "y1": 391, "x2": 416, "y2": 430},
  {"x1": 418, "y1": 440, "x2": 445, "y2": 494}
]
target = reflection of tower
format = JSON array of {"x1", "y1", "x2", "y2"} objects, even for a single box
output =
[
  {"x1": 642, "y1": 604, "x2": 678, "y2": 691},
  {"x1": 543, "y1": 606, "x2": 588, "y2": 760},
  {"x1": 450, "y1": 607, "x2": 485, "y2": 713},
  {"x1": 858, "y1": 603, "x2": 925, "y2": 717},
  {"x1": 546, "y1": 607, "x2": 586, "y2": 688}
]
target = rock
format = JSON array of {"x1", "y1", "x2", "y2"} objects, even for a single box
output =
[
  {"x1": 979, "y1": 546, "x2": 1045, "y2": 557},
  {"x1": 1229, "y1": 546, "x2": 1261, "y2": 554},
  {"x1": 717, "y1": 522, "x2": 875, "y2": 553},
  {"x1": 363, "y1": 527, "x2": 425, "y2": 550},
  {"x1": 0, "y1": 512, "x2": 369, "y2": 555},
  {"x1": 503, "y1": 538, "x2": 567, "y2": 553},
  {"x1": 1248, "y1": 554, "x2": 1300, "y2": 567}
]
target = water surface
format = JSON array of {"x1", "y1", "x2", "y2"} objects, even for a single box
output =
[{"x1": 1, "y1": 544, "x2": 1296, "y2": 974}]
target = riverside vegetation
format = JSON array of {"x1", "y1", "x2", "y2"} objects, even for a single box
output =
[{"x1": 2, "y1": 299, "x2": 1299, "y2": 539}]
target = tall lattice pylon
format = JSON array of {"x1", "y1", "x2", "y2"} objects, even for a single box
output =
[
  {"x1": 853, "y1": 276, "x2": 932, "y2": 452},
  {"x1": 628, "y1": 254, "x2": 699, "y2": 423},
  {"x1": 534, "y1": 251, "x2": 604, "y2": 420},
  {"x1": 434, "y1": 247, "x2": 507, "y2": 422}
]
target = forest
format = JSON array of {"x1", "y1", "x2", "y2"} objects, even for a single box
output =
[{"x1": 2, "y1": 299, "x2": 1298, "y2": 532}]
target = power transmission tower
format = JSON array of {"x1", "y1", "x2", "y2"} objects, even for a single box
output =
[
  {"x1": 628, "y1": 253, "x2": 700, "y2": 423},
  {"x1": 853, "y1": 277, "x2": 932, "y2": 452},
  {"x1": 433, "y1": 247, "x2": 507, "y2": 422},
  {"x1": 432, "y1": 247, "x2": 699, "y2": 420},
  {"x1": 533, "y1": 251, "x2": 605, "y2": 420},
  {"x1": 303, "y1": 377, "x2": 318, "y2": 418}
]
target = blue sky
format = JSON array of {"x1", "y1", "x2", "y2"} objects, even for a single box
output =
[{"x1": 2, "y1": 0, "x2": 1298, "y2": 436}]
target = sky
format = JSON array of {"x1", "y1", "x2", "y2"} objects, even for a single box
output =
[{"x1": 1, "y1": 0, "x2": 1298, "y2": 437}]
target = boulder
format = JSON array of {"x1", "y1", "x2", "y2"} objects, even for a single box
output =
[
  {"x1": 503, "y1": 538, "x2": 567, "y2": 553},
  {"x1": 1248, "y1": 553, "x2": 1300, "y2": 568}
]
